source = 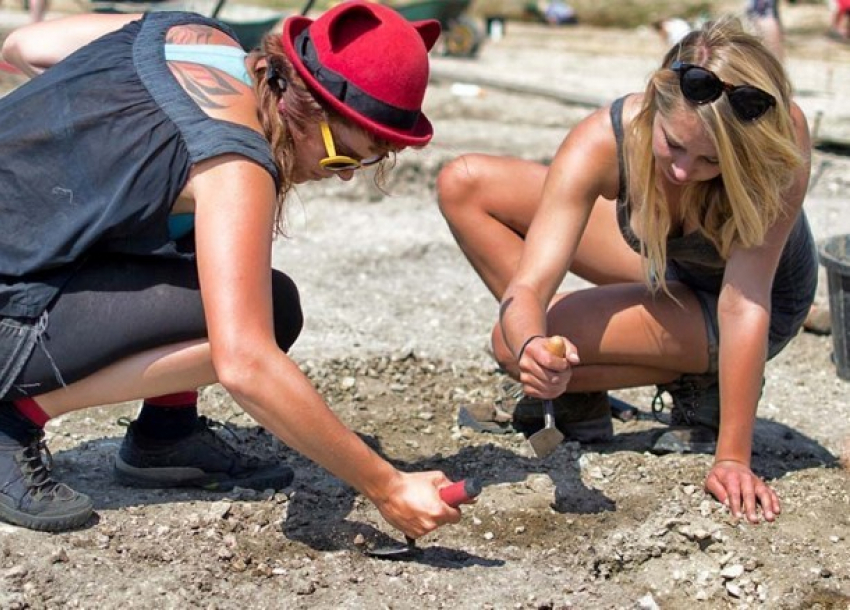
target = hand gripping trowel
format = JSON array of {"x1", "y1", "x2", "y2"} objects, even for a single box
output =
[{"x1": 527, "y1": 336, "x2": 567, "y2": 459}]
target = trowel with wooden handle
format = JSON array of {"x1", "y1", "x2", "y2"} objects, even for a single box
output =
[{"x1": 527, "y1": 336, "x2": 567, "y2": 459}]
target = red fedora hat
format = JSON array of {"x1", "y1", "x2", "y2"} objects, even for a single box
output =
[{"x1": 282, "y1": 1, "x2": 440, "y2": 147}]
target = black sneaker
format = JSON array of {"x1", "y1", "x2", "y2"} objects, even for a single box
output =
[
  {"x1": 114, "y1": 416, "x2": 294, "y2": 491},
  {"x1": 512, "y1": 392, "x2": 614, "y2": 443},
  {"x1": 0, "y1": 431, "x2": 93, "y2": 532},
  {"x1": 650, "y1": 374, "x2": 720, "y2": 455}
]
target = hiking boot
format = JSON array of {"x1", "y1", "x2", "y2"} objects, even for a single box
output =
[
  {"x1": 512, "y1": 392, "x2": 614, "y2": 443},
  {"x1": 650, "y1": 374, "x2": 720, "y2": 455},
  {"x1": 114, "y1": 416, "x2": 294, "y2": 491},
  {"x1": 0, "y1": 431, "x2": 93, "y2": 532}
]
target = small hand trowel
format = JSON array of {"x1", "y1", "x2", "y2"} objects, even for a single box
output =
[
  {"x1": 365, "y1": 478, "x2": 482, "y2": 560},
  {"x1": 527, "y1": 336, "x2": 567, "y2": 459}
]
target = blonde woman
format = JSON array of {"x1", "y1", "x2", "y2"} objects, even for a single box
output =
[{"x1": 437, "y1": 17, "x2": 816, "y2": 524}]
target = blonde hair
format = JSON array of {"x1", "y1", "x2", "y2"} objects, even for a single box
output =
[
  {"x1": 623, "y1": 16, "x2": 803, "y2": 294},
  {"x1": 248, "y1": 34, "x2": 396, "y2": 235}
]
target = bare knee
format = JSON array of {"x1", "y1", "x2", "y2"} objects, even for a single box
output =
[
  {"x1": 436, "y1": 154, "x2": 490, "y2": 221},
  {"x1": 490, "y1": 323, "x2": 519, "y2": 377}
]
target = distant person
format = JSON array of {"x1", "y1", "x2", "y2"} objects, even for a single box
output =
[
  {"x1": 652, "y1": 17, "x2": 692, "y2": 47},
  {"x1": 29, "y1": 0, "x2": 46, "y2": 22},
  {"x1": 437, "y1": 17, "x2": 816, "y2": 524},
  {"x1": 541, "y1": 0, "x2": 578, "y2": 25},
  {"x1": 0, "y1": 2, "x2": 466, "y2": 537},
  {"x1": 0, "y1": 0, "x2": 46, "y2": 22},
  {"x1": 747, "y1": 0, "x2": 784, "y2": 61},
  {"x1": 828, "y1": 0, "x2": 850, "y2": 40}
]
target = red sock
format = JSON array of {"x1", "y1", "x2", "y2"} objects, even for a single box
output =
[
  {"x1": 13, "y1": 397, "x2": 50, "y2": 428},
  {"x1": 143, "y1": 391, "x2": 198, "y2": 407},
  {"x1": 136, "y1": 391, "x2": 199, "y2": 440}
]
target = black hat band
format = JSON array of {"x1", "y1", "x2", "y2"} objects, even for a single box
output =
[{"x1": 295, "y1": 29, "x2": 420, "y2": 131}]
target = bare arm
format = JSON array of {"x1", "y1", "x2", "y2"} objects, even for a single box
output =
[
  {"x1": 189, "y1": 157, "x2": 460, "y2": 538},
  {"x1": 498, "y1": 105, "x2": 620, "y2": 396},
  {"x1": 706, "y1": 102, "x2": 812, "y2": 522},
  {"x1": 1, "y1": 13, "x2": 141, "y2": 77}
]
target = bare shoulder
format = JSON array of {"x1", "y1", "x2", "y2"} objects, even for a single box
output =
[
  {"x1": 555, "y1": 95, "x2": 642, "y2": 199},
  {"x1": 164, "y1": 24, "x2": 262, "y2": 133},
  {"x1": 165, "y1": 23, "x2": 240, "y2": 47},
  {"x1": 566, "y1": 94, "x2": 642, "y2": 149}
]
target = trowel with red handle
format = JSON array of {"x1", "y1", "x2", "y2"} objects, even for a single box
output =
[{"x1": 365, "y1": 478, "x2": 481, "y2": 560}]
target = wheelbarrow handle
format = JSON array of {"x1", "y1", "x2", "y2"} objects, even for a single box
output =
[{"x1": 439, "y1": 478, "x2": 482, "y2": 507}]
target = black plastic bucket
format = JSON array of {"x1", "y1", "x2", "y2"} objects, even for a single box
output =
[{"x1": 818, "y1": 234, "x2": 850, "y2": 381}]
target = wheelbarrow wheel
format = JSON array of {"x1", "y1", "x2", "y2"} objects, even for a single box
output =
[{"x1": 442, "y1": 14, "x2": 483, "y2": 57}]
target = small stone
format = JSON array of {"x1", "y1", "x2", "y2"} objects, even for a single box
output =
[
  {"x1": 5, "y1": 565, "x2": 27, "y2": 580},
  {"x1": 637, "y1": 593, "x2": 660, "y2": 610},
  {"x1": 484, "y1": 531, "x2": 494, "y2": 540},
  {"x1": 353, "y1": 534, "x2": 366, "y2": 546},
  {"x1": 209, "y1": 501, "x2": 231, "y2": 520},
  {"x1": 217, "y1": 547, "x2": 235, "y2": 560},
  {"x1": 726, "y1": 582, "x2": 742, "y2": 598},
  {"x1": 721, "y1": 564, "x2": 745, "y2": 580}
]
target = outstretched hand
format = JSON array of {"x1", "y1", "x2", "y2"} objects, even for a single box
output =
[
  {"x1": 373, "y1": 470, "x2": 463, "y2": 539},
  {"x1": 704, "y1": 460, "x2": 780, "y2": 524}
]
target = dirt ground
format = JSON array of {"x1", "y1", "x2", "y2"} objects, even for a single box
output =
[{"x1": 1, "y1": 4, "x2": 850, "y2": 609}]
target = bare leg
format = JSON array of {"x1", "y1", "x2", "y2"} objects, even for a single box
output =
[
  {"x1": 28, "y1": 0, "x2": 46, "y2": 22},
  {"x1": 34, "y1": 339, "x2": 214, "y2": 418},
  {"x1": 437, "y1": 153, "x2": 643, "y2": 301},
  {"x1": 752, "y1": 16, "x2": 784, "y2": 61},
  {"x1": 492, "y1": 282, "x2": 711, "y2": 389}
]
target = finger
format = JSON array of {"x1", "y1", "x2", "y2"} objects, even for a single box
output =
[
  {"x1": 724, "y1": 476, "x2": 744, "y2": 519},
  {"x1": 739, "y1": 476, "x2": 759, "y2": 524},
  {"x1": 756, "y1": 484, "x2": 779, "y2": 522},
  {"x1": 704, "y1": 471, "x2": 729, "y2": 506},
  {"x1": 562, "y1": 338, "x2": 580, "y2": 364}
]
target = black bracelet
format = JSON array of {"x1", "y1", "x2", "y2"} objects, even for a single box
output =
[{"x1": 516, "y1": 335, "x2": 544, "y2": 362}]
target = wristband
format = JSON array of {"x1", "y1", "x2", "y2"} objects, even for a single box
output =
[{"x1": 516, "y1": 335, "x2": 544, "y2": 362}]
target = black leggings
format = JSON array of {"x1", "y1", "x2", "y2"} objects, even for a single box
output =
[{"x1": 6, "y1": 255, "x2": 303, "y2": 399}]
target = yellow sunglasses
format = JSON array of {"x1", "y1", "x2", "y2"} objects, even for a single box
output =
[{"x1": 319, "y1": 122, "x2": 385, "y2": 172}]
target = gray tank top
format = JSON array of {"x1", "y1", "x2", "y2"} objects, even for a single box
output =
[{"x1": 608, "y1": 95, "x2": 817, "y2": 307}]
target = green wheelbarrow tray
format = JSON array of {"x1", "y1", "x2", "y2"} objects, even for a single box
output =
[
  {"x1": 91, "y1": 0, "x2": 286, "y2": 51},
  {"x1": 386, "y1": 0, "x2": 484, "y2": 57}
]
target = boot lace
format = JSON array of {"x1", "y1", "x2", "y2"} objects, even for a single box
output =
[
  {"x1": 195, "y1": 416, "x2": 260, "y2": 468},
  {"x1": 18, "y1": 432, "x2": 62, "y2": 499},
  {"x1": 652, "y1": 377, "x2": 699, "y2": 426}
]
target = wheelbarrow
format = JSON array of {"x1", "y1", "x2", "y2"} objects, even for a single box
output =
[{"x1": 387, "y1": 0, "x2": 484, "y2": 57}]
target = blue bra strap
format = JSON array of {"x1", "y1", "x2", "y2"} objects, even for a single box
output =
[{"x1": 164, "y1": 44, "x2": 251, "y2": 86}]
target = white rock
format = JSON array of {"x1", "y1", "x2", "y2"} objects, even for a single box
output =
[{"x1": 637, "y1": 593, "x2": 660, "y2": 610}]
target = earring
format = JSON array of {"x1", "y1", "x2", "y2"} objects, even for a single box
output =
[{"x1": 266, "y1": 61, "x2": 288, "y2": 94}]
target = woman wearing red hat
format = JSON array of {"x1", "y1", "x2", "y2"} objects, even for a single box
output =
[{"x1": 0, "y1": 2, "x2": 460, "y2": 536}]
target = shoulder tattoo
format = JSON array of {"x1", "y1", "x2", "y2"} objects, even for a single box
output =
[
  {"x1": 170, "y1": 63, "x2": 241, "y2": 110},
  {"x1": 165, "y1": 25, "x2": 215, "y2": 45}
]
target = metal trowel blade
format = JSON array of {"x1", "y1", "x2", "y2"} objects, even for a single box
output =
[{"x1": 527, "y1": 399, "x2": 564, "y2": 458}]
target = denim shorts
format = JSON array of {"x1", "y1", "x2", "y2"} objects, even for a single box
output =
[
  {"x1": 0, "y1": 313, "x2": 46, "y2": 400},
  {"x1": 667, "y1": 255, "x2": 817, "y2": 375}
]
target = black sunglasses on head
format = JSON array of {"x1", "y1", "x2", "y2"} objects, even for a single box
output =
[{"x1": 670, "y1": 61, "x2": 776, "y2": 122}]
